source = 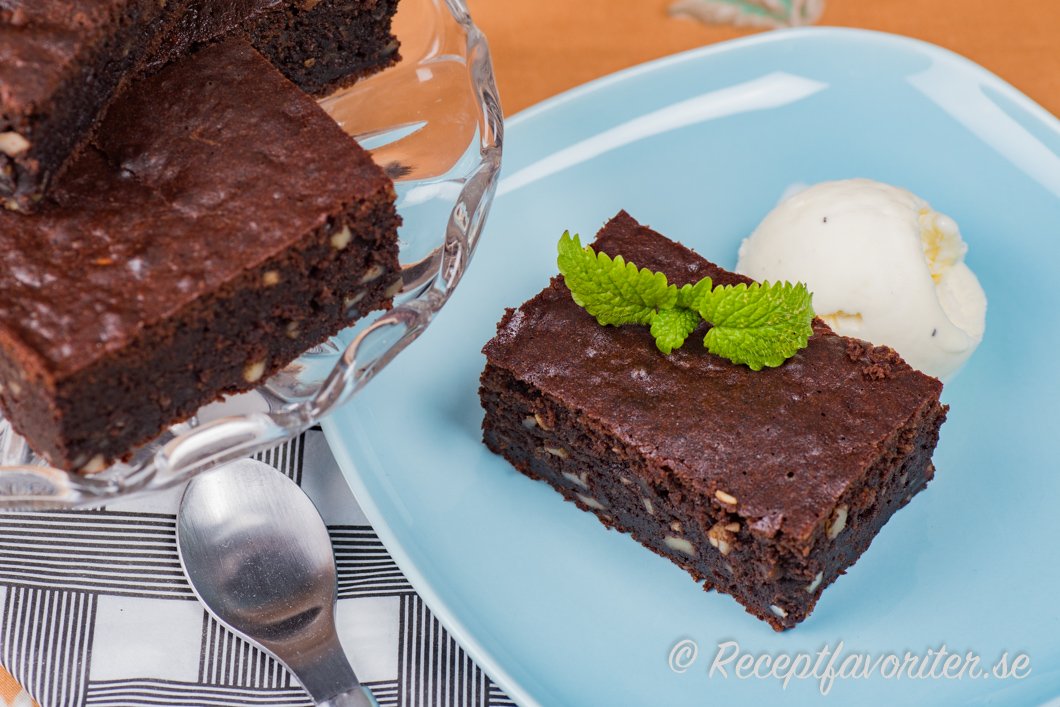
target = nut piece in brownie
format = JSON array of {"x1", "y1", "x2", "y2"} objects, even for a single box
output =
[
  {"x1": 0, "y1": 38, "x2": 401, "y2": 472},
  {"x1": 479, "y1": 211, "x2": 947, "y2": 630},
  {"x1": 0, "y1": 0, "x2": 193, "y2": 211}
]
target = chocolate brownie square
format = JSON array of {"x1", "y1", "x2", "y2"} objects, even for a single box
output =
[
  {"x1": 0, "y1": 38, "x2": 401, "y2": 472},
  {"x1": 479, "y1": 211, "x2": 947, "y2": 630}
]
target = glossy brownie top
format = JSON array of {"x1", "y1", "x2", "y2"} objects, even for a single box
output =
[
  {"x1": 0, "y1": 38, "x2": 391, "y2": 375},
  {"x1": 483, "y1": 211, "x2": 943, "y2": 541}
]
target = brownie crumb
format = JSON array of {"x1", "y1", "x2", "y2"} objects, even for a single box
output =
[
  {"x1": 846, "y1": 339, "x2": 867, "y2": 362},
  {"x1": 862, "y1": 363, "x2": 890, "y2": 380}
]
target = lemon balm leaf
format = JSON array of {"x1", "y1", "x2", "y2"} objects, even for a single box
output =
[
  {"x1": 556, "y1": 232, "x2": 815, "y2": 368},
  {"x1": 697, "y1": 281, "x2": 815, "y2": 370},
  {"x1": 676, "y1": 277, "x2": 713, "y2": 309},
  {"x1": 557, "y1": 231, "x2": 677, "y2": 326},
  {"x1": 649, "y1": 307, "x2": 701, "y2": 355}
]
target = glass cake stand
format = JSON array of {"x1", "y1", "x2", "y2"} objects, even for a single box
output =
[{"x1": 0, "y1": 0, "x2": 503, "y2": 508}]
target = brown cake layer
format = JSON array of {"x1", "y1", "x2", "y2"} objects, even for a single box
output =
[
  {"x1": 247, "y1": 0, "x2": 402, "y2": 96},
  {"x1": 0, "y1": 0, "x2": 193, "y2": 211},
  {"x1": 480, "y1": 211, "x2": 947, "y2": 630},
  {"x1": 0, "y1": 39, "x2": 401, "y2": 471},
  {"x1": 159, "y1": 0, "x2": 401, "y2": 96}
]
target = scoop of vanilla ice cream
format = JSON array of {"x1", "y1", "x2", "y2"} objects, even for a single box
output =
[{"x1": 736, "y1": 179, "x2": 986, "y2": 379}]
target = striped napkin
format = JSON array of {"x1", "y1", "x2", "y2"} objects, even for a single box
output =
[{"x1": 0, "y1": 430, "x2": 515, "y2": 707}]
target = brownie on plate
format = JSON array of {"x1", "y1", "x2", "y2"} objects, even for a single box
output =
[
  {"x1": 479, "y1": 211, "x2": 947, "y2": 630},
  {"x1": 0, "y1": 38, "x2": 401, "y2": 472},
  {"x1": 0, "y1": 0, "x2": 193, "y2": 212}
]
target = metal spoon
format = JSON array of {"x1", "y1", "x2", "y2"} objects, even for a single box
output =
[{"x1": 177, "y1": 459, "x2": 377, "y2": 707}]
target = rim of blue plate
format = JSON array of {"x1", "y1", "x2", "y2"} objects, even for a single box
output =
[{"x1": 323, "y1": 26, "x2": 1059, "y2": 707}]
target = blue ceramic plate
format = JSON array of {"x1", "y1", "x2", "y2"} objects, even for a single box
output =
[{"x1": 324, "y1": 28, "x2": 1060, "y2": 706}]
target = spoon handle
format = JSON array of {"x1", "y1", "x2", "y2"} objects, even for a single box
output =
[{"x1": 319, "y1": 686, "x2": 380, "y2": 707}]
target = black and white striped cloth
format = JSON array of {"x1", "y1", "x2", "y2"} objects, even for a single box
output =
[{"x1": 0, "y1": 430, "x2": 516, "y2": 707}]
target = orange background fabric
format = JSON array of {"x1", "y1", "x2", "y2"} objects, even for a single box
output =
[
  {"x1": 0, "y1": 0, "x2": 1055, "y2": 703},
  {"x1": 0, "y1": 676, "x2": 22, "y2": 706},
  {"x1": 467, "y1": 0, "x2": 1059, "y2": 116}
]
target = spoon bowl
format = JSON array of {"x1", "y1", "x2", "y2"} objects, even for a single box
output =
[{"x1": 177, "y1": 458, "x2": 376, "y2": 706}]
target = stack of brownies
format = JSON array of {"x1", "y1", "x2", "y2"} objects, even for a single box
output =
[{"x1": 0, "y1": 1, "x2": 403, "y2": 472}]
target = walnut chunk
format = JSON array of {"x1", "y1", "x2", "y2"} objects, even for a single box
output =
[
  {"x1": 330, "y1": 225, "x2": 352, "y2": 250},
  {"x1": 714, "y1": 489, "x2": 738, "y2": 506},
  {"x1": 707, "y1": 520, "x2": 739, "y2": 556},
  {"x1": 81, "y1": 454, "x2": 107, "y2": 474},
  {"x1": 806, "y1": 571, "x2": 824, "y2": 593},
  {"x1": 0, "y1": 132, "x2": 30, "y2": 157},
  {"x1": 664, "y1": 535, "x2": 696, "y2": 557},
  {"x1": 827, "y1": 504, "x2": 848, "y2": 539},
  {"x1": 543, "y1": 446, "x2": 569, "y2": 459},
  {"x1": 344, "y1": 291, "x2": 366, "y2": 310},
  {"x1": 562, "y1": 471, "x2": 588, "y2": 488},
  {"x1": 384, "y1": 277, "x2": 403, "y2": 298},
  {"x1": 576, "y1": 494, "x2": 606, "y2": 510},
  {"x1": 243, "y1": 360, "x2": 267, "y2": 383},
  {"x1": 358, "y1": 264, "x2": 384, "y2": 284}
]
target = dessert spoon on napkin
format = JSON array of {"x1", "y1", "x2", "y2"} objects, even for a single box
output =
[{"x1": 176, "y1": 458, "x2": 378, "y2": 707}]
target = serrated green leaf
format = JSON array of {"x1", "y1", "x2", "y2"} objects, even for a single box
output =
[
  {"x1": 676, "y1": 276, "x2": 713, "y2": 309},
  {"x1": 557, "y1": 231, "x2": 814, "y2": 367},
  {"x1": 649, "y1": 307, "x2": 701, "y2": 354},
  {"x1": 697, "y1": 281, "x2": 815, "y2": 370},
  {"x1": 557, "y1": 231, "x2": 677, "y2": 326}
]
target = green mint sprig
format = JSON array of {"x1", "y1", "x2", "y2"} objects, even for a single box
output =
[{"x1": 557, "y1": 232, "x2": 815, "y2": 370}]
